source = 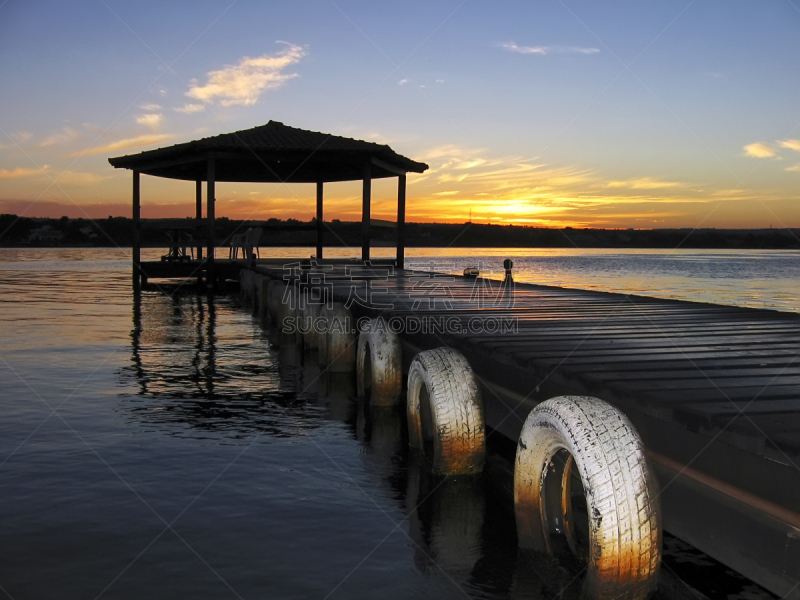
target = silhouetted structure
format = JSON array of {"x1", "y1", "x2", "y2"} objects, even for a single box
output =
[{"x1": 108, "y1": 120, "x2": 428, "y2": 290}]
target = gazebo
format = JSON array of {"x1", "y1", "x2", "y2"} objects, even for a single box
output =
[{"x1": 108, "y1": 120, "x2": 428, "y2": 289}]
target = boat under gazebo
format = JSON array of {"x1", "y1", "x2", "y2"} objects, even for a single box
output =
[{"x1": 108, "y1": 120, "x2": 428, "y2": 290}]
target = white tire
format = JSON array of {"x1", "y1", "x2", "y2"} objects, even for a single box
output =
[
  {"x1": 266, "y1": 280, "x2": 286, "y2": 327},
  {"x1": 279, "y1": 284, "x2": 299, "y2": 342},
  {"x1": 406, "y1": 347, "x2": 485, "y2": 475},
  {"x1": 319, "y1": 303, "x2": 355, "y2": 372},
  {"x1": 298, "y1": 302, "x2": 322, "y2": 349},
  {"x1": 258, "y1": 276, "x2": 271, "y2": 328},
  {"x1": 514, "y1": 395, "x2": 661, "y2": 600},
  {"x1": 356, "y1": 318, "x2": 403, "y2": 406}
]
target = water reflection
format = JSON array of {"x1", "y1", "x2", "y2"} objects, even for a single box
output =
[
  {"x1": 351, "y1": 395, "x2": 596, "y2": 599},
  {"x1": 121, "y1": 290, "x2": 618, "y2": 599},
  {"x1": 406, "y1": 458, "x2": 486, "y2": 574},
  {"x1": 322, "y1": 371, "x2": 358, "y2": 422},
  {"x1": 356, "y1": 404, "x2": 405, "y2": 462},
  {"x1": 353, "y1": 399, "x2": 491, "y2": 587},
  {"x1": 122, "y1": 291, "x2": 324, "y2": 438},
  {"x1": 510, "y1": 550, "x2": 586, "y2": 599}
]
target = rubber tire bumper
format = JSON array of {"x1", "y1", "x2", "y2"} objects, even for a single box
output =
[
  {"x1": 356, "y1": 317, "x2": 403, "y2": 406},
  {"x1": 406, "y1": 347, "x2": 485, "y2": 475},
  {"x1": 514, "y1": 395, "x2": 661, "y2": 600}
]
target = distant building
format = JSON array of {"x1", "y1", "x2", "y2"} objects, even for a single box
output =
[
  {"x1": 79, "y1": 225, "x2": 98, "y2": 240},
  {"x1": 28, "y1": 225, "x2": 64, "y2": 243}
]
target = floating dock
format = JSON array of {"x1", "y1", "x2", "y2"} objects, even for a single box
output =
[
  {"x1": 238, "y1": 260, "x2": 799, "y2": 599},
  {"x1": 136, "y1": 258, "x2": 244, "y2": 288}
]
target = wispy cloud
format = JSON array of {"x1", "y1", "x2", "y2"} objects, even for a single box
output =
[
  {"x1": 405, "y1": 143, "x2": 764, "y2": 227},
  {"x1": 0, "y1": 166, "x2": 47, "y2": 179},
  {"x1": 0, "y1": 168, "x2": 114, "y2": 185},
  {"x1": 139, "y1": 103, "x2": 162, "y2": 111},
  {"x1": 786, "y1": 163, "x2": 800, "y2": 173},
  {"x1": 81, "y1": 133, "x2": 175, "y2": 156},
  {"x1": 9, "y1": 131, "x2": 33, "y2": 144},
  {"x1": 174, "y1": 103, "x2": 206, "y2": 114},
  {"x1": 39, "y1": 126, "x2": 82, "y2": 147},
  {"x1": 364, "y1": 132, "x2": 392, "y2": 143},
  {"x1": 414, "y1": 149, "x2": 488, "y2": 174},
  {"x1": 58, "y1": 170, "x2": 112, "y2": 185},
  {"x1": 398, "y1": 77, "x2": 442, "y2": 88},
  {"x1": 778, "y1": 139, "x2": 800, "y2": 152},
  {"x1": 501, "y1": 42, "x2": 599, "y2": 55},
  {"x1": 184, "y1": 42, "x2": 306, "y2": 108},
  {"x1": 742, "y1": 142, "x2": 778, "y2": 158},
  {"x1": 607, "y1": 177, "x2": 682, "y2": 190},
  {"x1": 136, "y1": 113, "x2": 163, "y2": 129},
  {"x1": 454, "y1": 159, "x2": 487, "y2": 170}
]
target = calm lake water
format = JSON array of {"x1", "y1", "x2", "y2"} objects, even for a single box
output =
[{"x1": 0, "y1": 247, "x2": 793, "y2": 599}]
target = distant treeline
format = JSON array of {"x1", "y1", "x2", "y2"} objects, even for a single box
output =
[{"x1": 1, "y1": 214, "x2": 798, "y2": 249}]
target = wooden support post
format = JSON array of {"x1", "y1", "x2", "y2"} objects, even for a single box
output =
[
  {"x1": 132, "y1": 170, "x2": 141, "y2": 291},
  {"x1": 195, "y1": 180, "x2": 203, "y2": 262},
  {"x1": 362, "y1": 164, "x2": 371, "y2": 262},
  {"x1": 206, "y1": 156, "x2": 216, "y2": 288},
  {"x1": 316, "y1": 181, "x2": 324, "y2": 260},
  {"x1": 396, "y1": 174, "x2": 406, "y2": 270}
]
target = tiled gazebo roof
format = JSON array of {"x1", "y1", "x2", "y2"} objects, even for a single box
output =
[{"x1": 108, "y1": 120, "x2": 428, "y2": 183}]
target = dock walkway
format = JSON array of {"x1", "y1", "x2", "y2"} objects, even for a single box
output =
[{"x1": 251, "y1": 261, "x2": 800, "y2": 598}]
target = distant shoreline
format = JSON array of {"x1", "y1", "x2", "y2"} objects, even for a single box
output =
[{"x1": 2, "y1": 214, "x2": 798, "y2": 250}]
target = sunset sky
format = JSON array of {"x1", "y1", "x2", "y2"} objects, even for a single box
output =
[{"x1": 1, "y1": 0, "x2": 798, "y2": 229}]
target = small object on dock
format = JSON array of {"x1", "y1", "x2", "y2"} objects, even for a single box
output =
[
  {"x1": 503, "y1": 258, "x2": 513, "y2": 283},
  {"x1": 463, "y1": 267, "x2": 480, "y2": 278}
]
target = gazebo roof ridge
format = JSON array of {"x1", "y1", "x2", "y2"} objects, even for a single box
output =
[
  {"x1": 108, "y1": 120, "x2": 428, "y2": 183},
  {"x1": 195, "y1": 120, "x2": 395, "y2": 153}
]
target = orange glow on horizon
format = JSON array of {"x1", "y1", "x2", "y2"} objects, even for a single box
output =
[
  {"x1": 3, "y1": 191, "x2": 796, "y2": 231},
  {"x1": 1, "y1": 147, "x2": 797, "y2": 230}
]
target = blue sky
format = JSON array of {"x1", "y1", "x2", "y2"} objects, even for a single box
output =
[{"x1": 1, "y1": 0, "x2": 799, "y2": 228}]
